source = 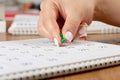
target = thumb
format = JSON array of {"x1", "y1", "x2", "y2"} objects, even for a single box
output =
[{"x1": 62, "y1": 16, "x2": 82, "y2": 42}]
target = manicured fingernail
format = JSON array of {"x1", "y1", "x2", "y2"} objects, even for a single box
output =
[
  {"x1": 79, "y1": 23, "x2": 88, "y2": 35},
  {"x1": 54, "y1": 38, "x2": 59, "y2": 47},
  {"x1": 65, "y1": 31, "x2": 73, "y2": 42},
  {"x1": 79, "y1": 26, "x2": 87, "y2": 35}
]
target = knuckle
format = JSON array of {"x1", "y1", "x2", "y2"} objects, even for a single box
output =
[
  {"x1": 68, "y1": 19, "x2": 79, "y2": 28},
  {"x1": 67, "y1": 15, "x2": 81, "y2": 26}
]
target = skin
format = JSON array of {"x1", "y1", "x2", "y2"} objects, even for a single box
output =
[{"x1": 38, "y1": 0, "x2": 120, "y2": 46}]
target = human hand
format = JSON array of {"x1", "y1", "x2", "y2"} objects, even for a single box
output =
[{"x1": 38, "y1": 0, "x2": 96, "y2": 46}]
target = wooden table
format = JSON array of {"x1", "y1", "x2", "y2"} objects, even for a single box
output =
[{"x1": 0, "y1": 32, "x2": 120, "y2": 80}]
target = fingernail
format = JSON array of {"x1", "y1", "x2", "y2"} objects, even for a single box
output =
[
  {"x1": 79, "y1": 26, "x2": 87, "y2": 35},
  {"x1": 65, "y1": 31, "x2": 73, "y2": 42},
  {"x1": 79, "y1": 23, "x2": 88, "y2": 35},
  {"x1": 54, "y1": 38, "x2": 59, "y2": 47}
]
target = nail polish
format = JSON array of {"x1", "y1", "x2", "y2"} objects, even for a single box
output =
[
  {"x1": 65, "y1": 31, "x2": 73, "y2": 42},
  {"x1": 54, "y1": 38, "x2": 59, "y2": 46}
]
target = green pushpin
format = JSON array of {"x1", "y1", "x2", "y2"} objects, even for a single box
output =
[{"x1": 60, "y1": 34, "x2": 67, "y2": 43}]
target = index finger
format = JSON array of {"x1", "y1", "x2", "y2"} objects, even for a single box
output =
[{"x1": 40, "y1": 0, "x2": 62, "y2": 46}]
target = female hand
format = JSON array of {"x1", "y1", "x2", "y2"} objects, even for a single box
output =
[{"x1": 38, "y1": 0, "x2": 96, "y2": 46}]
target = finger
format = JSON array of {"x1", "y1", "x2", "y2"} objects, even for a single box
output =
[
  {"x1": 78, "y1": 22, "x2": 88, "y2": 40},
  {"x1": 40, "y1": 1, "x2": 62, "y2": 46},
  {"x1": 38, "y1": 24, "x2": 52, "y2": 39},
  {"x1": 38, "y1": 11, "x2": 52, "y2": 39},
  {"x1": 62, "y1": 15, "x2": 82, "y2": 42},
  {"x1": 38, "y1": 16, "x2": 62, "y2": 46},
  {"x1": 50, "y1": 20, "x2": 62, "y2": 47}
]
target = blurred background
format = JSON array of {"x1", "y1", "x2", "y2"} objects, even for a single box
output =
[
  {"x1": 2, "y1": 0, "x2": 42, "y2": 20},
  {"x1": 5, "y1": 0, "x2": 41, "y2": 11},
  {"x1": 0, "y1": 0, "x2": 42, "y2": 33}
]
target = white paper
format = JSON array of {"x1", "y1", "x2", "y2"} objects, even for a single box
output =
[{"x1": 0, "y1": 38, "x2": 120, "y2": 76}]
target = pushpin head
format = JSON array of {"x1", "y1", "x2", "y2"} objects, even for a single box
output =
[{"x1": 60, "y1": 34, "x2": 67, "y2": 43}]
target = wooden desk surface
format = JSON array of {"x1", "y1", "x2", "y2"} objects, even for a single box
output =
[{"x1": 0, "y1": 33, "x2": 120, "y2": 80}]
